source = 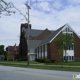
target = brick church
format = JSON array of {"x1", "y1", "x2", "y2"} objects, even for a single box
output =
[{"x1": 19, "y1": 23, "x2": 80, "y2": 61}]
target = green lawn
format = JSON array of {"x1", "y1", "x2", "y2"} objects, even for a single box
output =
[
  {"x1": 0, "y1": 61, "x2": 80, "y2": 71},
  {"x1": 0, "y1": 61, "x2": 40, "y2": 65},
  {"x1": 46, "y1": 61, "x2": 80, "y2": 66}
]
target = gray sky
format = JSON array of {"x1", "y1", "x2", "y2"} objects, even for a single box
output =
[{"x1": 0, "y1": 0, "x2": 80, "y2": 47}]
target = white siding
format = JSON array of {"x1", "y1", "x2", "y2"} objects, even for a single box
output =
[
  {"x1": 28, "y1": 49, "x2": 36, "y2": 61},
  {"x1": 62, "y1": 26, "x2": 74, "y2": 61},
  {"x1": 36, "y1": 48, "x2": 38, "y2": 59},
  {"x1": 39, "y1": 47, "x2": 41, "y2": 58},
  {"x1": 63, "y1": 50, "x2": 74, "y2": 61},
  {"x1": 45, "y1": 44, "x2": 47, "y2": 58},
  {"x1": 42, "y1": 46, "x2": 44, "y2": 58},
  {"x1": 29, "y1": 54, "x2": 35, "y2": 61}
]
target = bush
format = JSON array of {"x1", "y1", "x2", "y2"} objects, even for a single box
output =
[
  {"x1": 35, "y1": 58, "x2": 55, "y2": 63},
  {"x1": 35, "y1": 58, "x2": 40, "y2": 62},
  {"x1": 35, "y1": 58, "x2": 38, "y2": 61},
  {"x1": 8, "y1": 59, "x2": 13, "y2": 61},
  {"x1": 51, "y1": 59, "x2": 55, "y2": 63},
  {"x1": 18, "y1": 58, "x2": 27, "y2": 61},
  {"x1": 35, "y1": 58, "x2": 45, "y2": 63},
  {"x1": 14, "y1": 54, "x2": 21, "y2": 60},
  {"x1": 40, "y1": 58, "x2": 45, "y2": 63},
  {"x1": 45, "y1": 59, "x2": 51, "y2": 63}
]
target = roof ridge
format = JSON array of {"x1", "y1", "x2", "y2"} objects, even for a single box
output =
[
  {"x1": 38, "y1": 24, "x2": 66, "y2": 46},
  {"x1": 56, "y1": 24, "x2": 66, "y2": 31},
  {"x1": 26, "y1": 29, "x2": 44, "y2": 31}
]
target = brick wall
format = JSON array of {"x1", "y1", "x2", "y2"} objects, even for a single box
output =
[
  {"x1": 48, "y1": 32, "x2": 80, "y2": 61},
  {"x1": 47, "y1": 32, "x2": 63, "y2": 61},
  {"x1": 73, "y1": 32, "x2": 80, "y2": 61},
  {"x1": 37, "y1": 29, "x2": 51, "y2": 40}
]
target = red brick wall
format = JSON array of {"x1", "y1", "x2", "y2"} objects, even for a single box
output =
[
  {"x1": 47, "y1": 32, "x2": 80, "y2": 61},
  {"x1": 50, "y1": 40, "x2": 63, "y2": 61},
  {"x1": 47, "y1": 32, "x2": 63, "y2": 61},
  {"x1": 73, "y1": 32, "x2": 80, "y2": 61},
  {"x1": 8, "y1": 46, "x2": 19, "y2": 60},
  {"x1": 37, "y1": 29, "x2": 51, "y2": 40}
]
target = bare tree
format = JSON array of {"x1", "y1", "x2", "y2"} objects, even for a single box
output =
[
  {"x1": 0, "y1": 0, "x2": 36, "y2": 18},
  {"x1": 0, "y1": 0, "x2": 15, "y2": 17}
]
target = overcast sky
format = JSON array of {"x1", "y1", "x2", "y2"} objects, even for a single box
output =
[{"x1": 0, "y1": 0, "x2": 80, "y2": 48}]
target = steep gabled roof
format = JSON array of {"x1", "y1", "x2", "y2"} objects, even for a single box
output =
[
  {"x1": 25, "y1": 29, "x2": 43, "y2": 37},
  {"x1": 49, "y1": 24, "x2": 66, "y2": 42},
  {"x1": 25, "y1": 29, "x2": 54, "y2": 37},
  {"x1": 38, "y1": 23, "x2": 80, "y2": 47},
  {"x1": 38, "y1": 24, "x2": 65, "y2": 46},
  {"x1": 29, "y1": 40, "x2": 41, "y2": 49}
]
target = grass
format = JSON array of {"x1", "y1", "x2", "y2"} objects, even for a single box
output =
[
  {"x1": 0, "y1": 61, "x2": 80, "y2": 71},
  {"x1": 46, "y1": 61, "x2": 80, "y2": 66},
  {"x1": 0, "y1": 61, "x2": 40, "y2": 64}
]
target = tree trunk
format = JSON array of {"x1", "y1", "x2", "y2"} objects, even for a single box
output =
[{"x1": 65, "y1": 49, "x2": 67, "y2": 62}]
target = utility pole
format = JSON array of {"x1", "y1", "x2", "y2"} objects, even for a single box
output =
[
  {"x1": 25, "y1": 1, "x2": 31, "y2": 66},
  {"x1": 25, "y1": 0, "x2": 38, "y2": 66}
]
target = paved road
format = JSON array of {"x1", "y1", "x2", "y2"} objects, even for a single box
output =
[{"x1": 0, "y1": 65, "x2": 80, "y2": 80}]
